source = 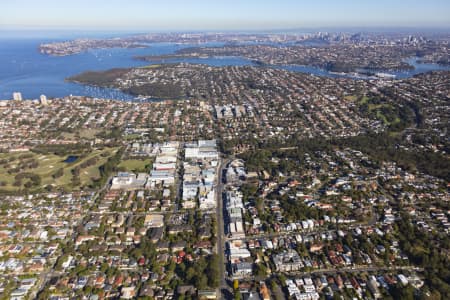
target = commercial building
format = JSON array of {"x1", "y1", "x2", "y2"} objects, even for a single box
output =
[{"x1": 13, "y1": 92, "x2": 22, "y2": 101}]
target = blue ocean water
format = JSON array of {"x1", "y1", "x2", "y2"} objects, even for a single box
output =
[
  {"x1": 0, "y1": 38, "x2": 243, "y2": 100},
  {"x1": 0, "y1": 35, "x2": 448, "y2": 100}
]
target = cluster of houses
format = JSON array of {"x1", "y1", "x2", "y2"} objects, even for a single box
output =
[
  {"x1": 428, "y1": 208, "x2": 450, "y2": 233},
  {"x1": 45, "y1": 270, "x2": 177, "y2": 299},
  {"x1": 3, "y1": 278, "x2": 37, "y2": 300},
  {"x1": 227, "y1": 145, "x2": 446, "y2": 299},
  {"x1": 51, "y1": 190, "x2": 215, "y2": 299},
  {"x1": 0, "y1": 97, "x2": 156, "y2": 150},
  {"x1": 273, "y1": 250, "x2": 302, "y2": 272},
  {"x1": 282, "y1": 272, "x2": 423, "y2": 300},
  {"x1": 0, "y1": 192, "x2": 93, "y2": 299},
  {"x1": 2, "y1": 66, "x2": 448, "y2": 158},
  {"x1": 106, "y1": 63, "x2": 389, "y2": 153}
]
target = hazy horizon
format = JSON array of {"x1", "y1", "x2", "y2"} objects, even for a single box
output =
[
  {"x1": 2, "y1": 0, "x2": 450, "y2": 32},
  {"x1": 1, "y1": 26, "x2": 449, "y2": 40}
]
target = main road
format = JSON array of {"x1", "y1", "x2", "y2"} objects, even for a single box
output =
[{"x1": 215, "y1": 157, "x2": 231, "y2": 298}]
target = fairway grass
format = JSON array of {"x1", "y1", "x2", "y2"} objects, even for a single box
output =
[{"x1": 0, "y1": 147, "x2": 118, "y2": 193}]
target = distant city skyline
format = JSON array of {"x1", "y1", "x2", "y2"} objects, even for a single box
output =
[{"x1": 1, "y1": 0, "x2": 450, "y2": 31}]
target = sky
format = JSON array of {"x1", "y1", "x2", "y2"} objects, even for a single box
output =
[{"x1": 1, "y1": 0, "x2": 450, "y2": 31}]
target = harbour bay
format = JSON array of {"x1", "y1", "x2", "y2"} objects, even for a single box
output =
[{"x1": 1, "y1": 36, "x2": 449, "y2": 101}]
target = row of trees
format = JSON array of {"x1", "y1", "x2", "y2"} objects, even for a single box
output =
[{"x1": 33, "y1": 143, "x2": 92, "y2": 156}]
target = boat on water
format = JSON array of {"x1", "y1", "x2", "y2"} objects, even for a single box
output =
[{"x1": 375, "y1": 72, "x2": 396, "y2": 79}]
